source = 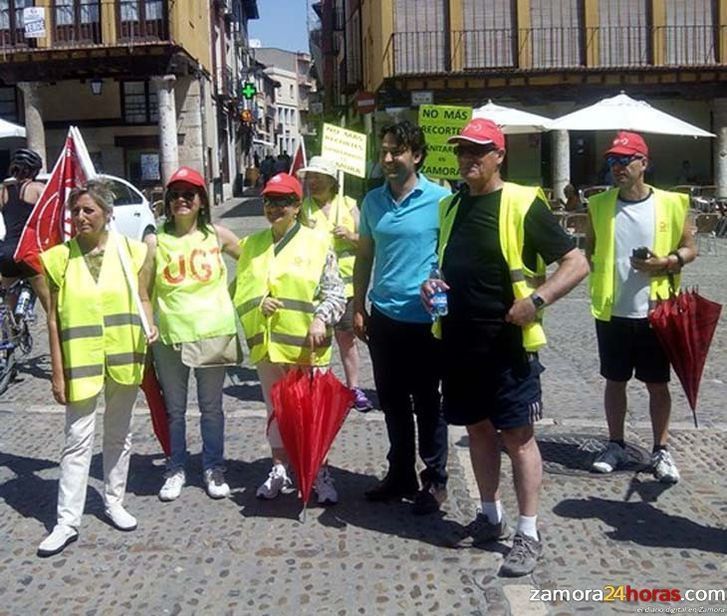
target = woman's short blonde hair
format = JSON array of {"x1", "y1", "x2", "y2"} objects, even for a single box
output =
[{"x1": 66, "y1": 179, "x2": 114, "y2": 214}]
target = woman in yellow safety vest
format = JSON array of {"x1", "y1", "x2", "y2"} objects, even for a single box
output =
[
  {"x1": 37, "y1": 179, "x2": 157, "y2": 558},
  {"x1": 297, "y1": 156, "x2": 372, "y2": 412},
  {"x1": 145, "y1": 166, "x2": 242, "y2": 503},
  {"x1": 234, "y1": 172, "x2": 346, "y2": 504}
]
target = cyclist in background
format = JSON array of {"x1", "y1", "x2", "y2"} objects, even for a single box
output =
[{"x1": 0, "y1": 148, "x2": 50, "y2": 314}]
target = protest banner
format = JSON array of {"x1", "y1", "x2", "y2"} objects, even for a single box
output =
[
  {"x1": 418, "y1": 105, "x2": 472, "y2": 180},
  {"x1": 321, "y1": 124, "x2": 367, "y2": 178}
]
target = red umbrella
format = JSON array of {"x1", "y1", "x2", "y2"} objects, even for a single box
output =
[
  {"x1": 648, "y1": 288, "x2": 722, "y2": 427},
  {"x1": 271, "y1": 368, "x2": 353, "y2": 516},
  {"x1": 140, "y1": 362, "x2": 171, "y2": 457}
]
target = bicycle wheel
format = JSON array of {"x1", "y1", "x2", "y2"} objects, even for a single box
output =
[
  {"x1": 0, "y1": 348, "x2": 15, "y2": 395},
  {"x1": 17, "y1": 320, "x2": 32, "y2": 356}
]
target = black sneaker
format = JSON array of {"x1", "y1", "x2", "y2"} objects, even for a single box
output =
[
  {"x1": 365, "y1": 475, "x2": 419, "y2": 502},
  {"x1": 467, "y1": 512, "x2": 513, "y2": 546},
  {"x1": 412, "y1": 482, "x2": 447, "y2": 515},
  {"x1": 499, "y1": 532, "x2": 542, "y2": 577}
]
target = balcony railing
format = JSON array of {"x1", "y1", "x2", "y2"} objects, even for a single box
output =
[
  {"x1": 384, "y1": 25, "x2": 721, "y2": 77},
  {"x1": 0, "y1": 0, "x2": 169, "y2": 52}
]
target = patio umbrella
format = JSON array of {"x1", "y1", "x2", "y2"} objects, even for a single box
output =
[
  {"x1": 271, "y1": 368, "x2": 353, "y2": 519},
  {"x1": 473, "y1": 100, "x2": 552, "y2": 134},
  {"x1": 648, "y1": 288, "x2": 722, "y2": 427},
  {"x1": 0, "y1": 118, "x2": 26, "y2": 139},
  {"x1": 549, "y1": 92, "x2": 714, "y2": 137}
]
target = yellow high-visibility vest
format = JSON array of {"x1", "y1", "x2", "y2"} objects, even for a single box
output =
[
  {"x1": 588, "y1": 187, "x2": 688, "y2": 321},
  {"x1": 301, "y1": 194, "x2": 357, "y2": 297},
  {"x1": 154, "y1": 228, "x2": 237, "y2": 344},
  {"x1": 234, "y1": 224, "x2": 333, "y2": 366},
  {"x1": 40, "y1": 232, "x2": 147, "y2": 402},
  {"x1": 434, "y1": 182, "x2": 549, "y2": 352}
]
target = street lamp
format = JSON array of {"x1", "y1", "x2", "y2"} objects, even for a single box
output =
[{"x1": 90, "y1": 78, "x2": 103, "y2": 96}]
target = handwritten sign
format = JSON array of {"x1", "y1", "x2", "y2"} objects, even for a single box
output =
[{"x1": 321, "y1": 124, "x2": 367, "y2": 178}]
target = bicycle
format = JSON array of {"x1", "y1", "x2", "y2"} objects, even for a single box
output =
[{"x1": 0, "y1": 279, "x2": 36, "y2": 395}]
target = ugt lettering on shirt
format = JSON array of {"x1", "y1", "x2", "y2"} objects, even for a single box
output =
[{"x1": 162, "y1": 247, "x2": 224, "y2": 284}]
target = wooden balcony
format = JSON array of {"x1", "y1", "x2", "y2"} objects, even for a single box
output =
[{"x1": 0, "y1": 0, "x2": 169, "y2": 52}]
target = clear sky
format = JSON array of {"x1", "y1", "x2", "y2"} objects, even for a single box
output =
[{"x1": 249, "y1": 0, "x2": 311, "y2": 53}]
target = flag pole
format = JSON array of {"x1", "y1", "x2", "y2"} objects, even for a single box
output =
[{"x1": 71, "y1": 126, "x2": 152, "y2": 338}]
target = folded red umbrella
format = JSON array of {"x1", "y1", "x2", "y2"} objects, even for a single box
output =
[
  {"x1": 271, "y1": 368, "x2": 353, "y2": 516},
  {"x1": 140, "y1": 362, "x2": 171, "y2": 457},
  {"x1": 648, "y1": 287, "x2": 722, "y2": 427}
]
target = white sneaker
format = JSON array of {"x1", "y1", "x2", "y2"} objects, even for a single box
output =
[
  {"x1": 37, "y1": 524, "x2": 78, "y2": 558},
  {"x1": 104, "y1": 505, "x2": 137, "y2": 531},
  {"x1": 159, "y1": 469, "x2": 186, "y2": 501},
  {"x1": 652, "y1": 449, "x2": 680, "y2": 484},
  {"x1": 592, "y1": 441, "x2": 628, "y2": 473},
  {"x1": 204, "y1": 468, "x2": 231, "y2": 499},
  {"x1": 256, "y1": 464, "x2": 294, "y2": 499},
  {"x1": 313, "y1": 466, "x2": 338, "y2": 505}
]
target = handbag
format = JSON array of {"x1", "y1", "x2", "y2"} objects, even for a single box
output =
[{"x1": 180, "y1": 333, "x2": 243, "y2": 368}]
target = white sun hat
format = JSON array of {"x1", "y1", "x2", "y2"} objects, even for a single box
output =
[{"x1": 296, "y1": 156, "x2": 338, "y2": 181}]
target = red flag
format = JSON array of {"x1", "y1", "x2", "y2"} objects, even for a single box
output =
[
  {"x1": 13, "y1": 131, "x2": 89, "y2": 272},
  {"x1": 289, "y1": 139, "x2": 307, "y2": 176}
]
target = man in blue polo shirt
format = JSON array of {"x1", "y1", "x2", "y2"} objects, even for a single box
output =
[{"x1": 353, "y1": 120, "x2": 451, "y2": 515}]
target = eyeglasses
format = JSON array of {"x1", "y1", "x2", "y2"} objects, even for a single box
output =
[
  {"x1": 453, "y1": 144, "x2": 499, "y2": 157},
  {"x1": 264, "y1": 196, "x2": 297, "y2": 208},
  {"x1": 606, "y1": 155, "x2": 644, "y2": 167},
  {"x1": 169, "y1": 190, "x2": 197, "y2": 201}
]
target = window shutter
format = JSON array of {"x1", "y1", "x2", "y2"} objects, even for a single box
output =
[
  {"x1": 393, "y1": 0, "x2": 446, "y2": 74},
  {"x1": 664, "y1": 0, "x2": 716, "y2": 65},
  {"x1": 462, "y1": 0, "x2": 515, "y2": 68},
  {"x1": 598, "y1": 0, "x2": 648, "y2": 67},
  {"x1": 530, "y1": 0, "x2": 582, "y2": 68}
]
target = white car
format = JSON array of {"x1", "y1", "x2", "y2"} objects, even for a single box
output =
[{"x1": 33, "y1": 173, "x2": 157, "y2": 241}]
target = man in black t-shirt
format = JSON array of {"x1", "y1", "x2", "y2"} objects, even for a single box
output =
[{"x1": 422, "y1": 119, "x2": 588, "y2": 577}]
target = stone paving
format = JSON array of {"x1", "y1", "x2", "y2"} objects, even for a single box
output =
[{"x1": 0, "y1": 194, "x2": 725, "y2": 615}]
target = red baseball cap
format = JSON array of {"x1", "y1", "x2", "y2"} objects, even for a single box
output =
[
  {"x1": 167, "y1": 166, "x2": 206, "y2": 189},
  {"x1": 447, "y1": 118, "x2": 505, "y2": 150},
  {"x1": 605, "y1": 131, "x2": 649, "y2": 158},
  {"x1": 262, "y1": 172, "x2": 303, "y2": 200}
]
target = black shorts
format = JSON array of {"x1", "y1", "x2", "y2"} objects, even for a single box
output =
[
  {"x1": 595, "y1": 317, "x2": 670, "y2": 383},
  {"x1": 442, "y1": 353, "x2": 544, "y2": 430},
  {"x1": 334, "y1": 298, "x2": 354, "y2": 332},
  {"x1": 0, "y1": 243, "x2": 37, "y2": 278}
]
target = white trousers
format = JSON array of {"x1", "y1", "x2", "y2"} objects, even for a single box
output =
[{"x1": 57, "y1": 379, "x2": 138, "y2": 529}]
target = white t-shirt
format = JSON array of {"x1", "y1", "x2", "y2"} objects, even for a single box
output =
[{"x1": 612, "y1": 192, "x2": 655, "y2": 318}]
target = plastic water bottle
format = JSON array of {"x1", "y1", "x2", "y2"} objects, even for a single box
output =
[
  {"x1": 429, "y1": 265, "x2": 448, "y2": 317},
  {"x1": 14, "y1": 287, "x2": 31, "y2": 320}
]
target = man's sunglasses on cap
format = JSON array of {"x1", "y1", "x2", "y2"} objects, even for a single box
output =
[
  {"x1": 264, "y1": 195, "x2": 298, "y2": 208},
  {"x1": 606, "y1": 154, "x2": 644, "y2": 167},
  {"x1": 453, "y1": 144, "x2": 500, "y2": 157}
]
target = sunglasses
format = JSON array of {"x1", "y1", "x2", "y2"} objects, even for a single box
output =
[
  {"x1": 606, "y1": 154, "x2": 644, "y2": 167},
  {"x1": 264, "y1": 196, "x2": 297, "y2": 208},
  {"x1": 169, "y1": 190, "x2": 197, "y2": 201},
  {"x1": 453, "y1": 144, "x2": 499, "y2": 157}
]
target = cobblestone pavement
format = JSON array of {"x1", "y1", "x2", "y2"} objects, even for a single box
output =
[{"x1": 0, "y1": 193, "x2": 725, "y2": 615}]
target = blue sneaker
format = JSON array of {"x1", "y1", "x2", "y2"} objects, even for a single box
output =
[{"x1": 352, "y1": 387, "x2": 373, "y2": 412}]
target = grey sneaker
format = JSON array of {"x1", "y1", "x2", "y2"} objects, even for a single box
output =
[
  {"x1": 499, "y1": 532, "x2": 542, "y2": 577},
  {"x1": 592, "y1": 441, "x2": 628, "y2": 473},
  {"x1": 652, "y1": 449, "x2": 680, "y2": 484},
  {"x1": 468, "y1": 511, "x2": 513, "y2": 546}
]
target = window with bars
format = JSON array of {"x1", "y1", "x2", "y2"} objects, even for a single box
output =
[
  {"x1": 529, "y1": 0, "x2": 582, "y2": 68},
  {"x1": 461, "y1": 0, "x2": 515, "y2": 69},
  {"x1": 664, "y1": 0, "x2": 716, "y2": 65},
  {"x1": 345, "y1": 7, "x2": 363, "y2": 86},
  {"x1": 122, "y1": 81, "x2": 159, "y2": 124},
  {"x1": 393, "y1": 0, "x2": 447, "y2": 74},
  {"x1": 0, "y1": 0, "x2": 33, "y2": 46},
  {"x1": 598, "y1": 0, "x2": 649, "y2": 67}
]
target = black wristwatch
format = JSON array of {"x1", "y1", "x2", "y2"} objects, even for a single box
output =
[{"x1": 530, "y1": 293, "x2": 546, "y2": 310}]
